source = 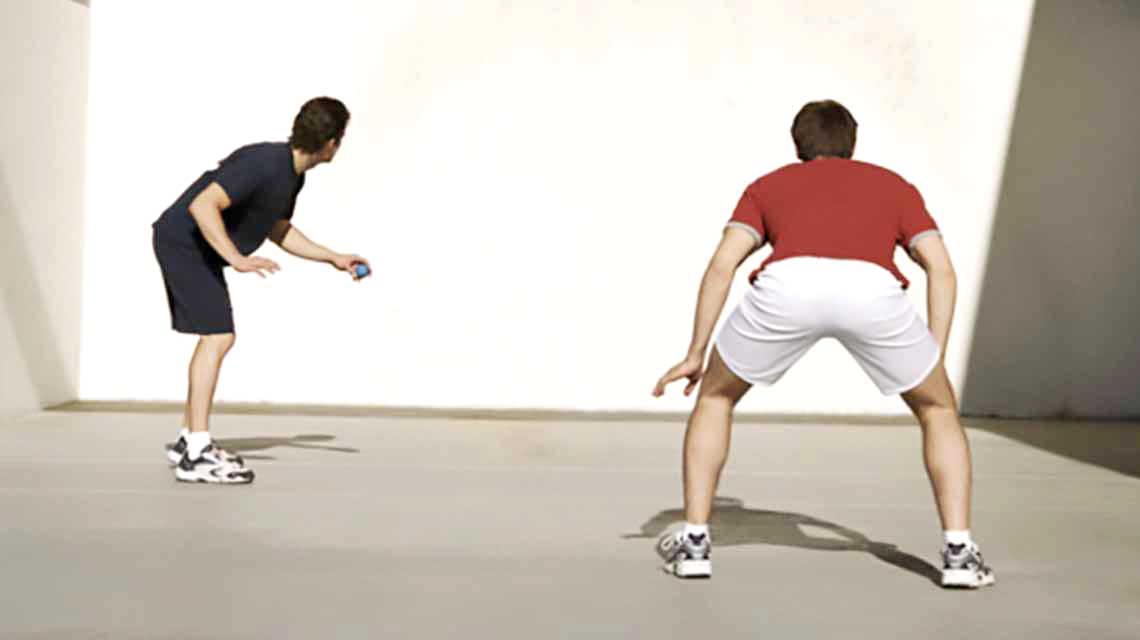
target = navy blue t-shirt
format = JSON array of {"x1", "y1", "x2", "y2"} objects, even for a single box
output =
[{"x1": 153, "y1": 142, "x2": 305, "y2": 262}]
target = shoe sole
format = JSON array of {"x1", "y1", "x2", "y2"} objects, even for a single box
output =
[
  {"x1": 664, "y1": 559, "x2": 712, "y2": 579},
  {"x1": 941, "y1": 569, "x2": 996, "y2": 589},
  {"x1": 174, "y1": 468, "x2": 255, "y2": 485}
]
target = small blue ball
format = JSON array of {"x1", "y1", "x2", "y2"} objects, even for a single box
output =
[{"x1": 354, "y1": 263, "x2": 370, "y2": 278}]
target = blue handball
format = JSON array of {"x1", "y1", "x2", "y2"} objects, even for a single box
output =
[{"x1": 354, "y1": 263, "x2": 371, "y2": 278}]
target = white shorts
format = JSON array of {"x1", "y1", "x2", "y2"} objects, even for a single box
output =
[{"x1": 715, "y1": 257, "x2": 940, "y2": 395}]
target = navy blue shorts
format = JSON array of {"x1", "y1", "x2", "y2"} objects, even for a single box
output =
[{"x1": 152, "y1": 228, "x2": 234, "y2": 335}]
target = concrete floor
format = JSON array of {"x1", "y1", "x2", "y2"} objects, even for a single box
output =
[{"x1": 1, "y1": 410, "x2": 1137, "y2": 639}]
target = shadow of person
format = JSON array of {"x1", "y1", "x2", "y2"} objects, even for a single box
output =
[
  {"x1": 625, "y1": 497, "x2": 940, "y2": 585},
  {"x1": 214, "y1": 434, "x2": 360, "y2": 459}
]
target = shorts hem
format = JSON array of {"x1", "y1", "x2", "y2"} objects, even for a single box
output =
[
  {"x1": 712, "y1": 339, "x2": 778, "y2": 389},
  {"x1": 881, "y1": 345, "x2": 942, "y2": 396},
  {"x1": 172, "y1": 324, "x2": 235, "y2": 336}
]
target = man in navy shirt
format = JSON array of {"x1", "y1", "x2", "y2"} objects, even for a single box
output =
[{"x1": 152, "y1": 97, "x2": 368, "y2": 484}]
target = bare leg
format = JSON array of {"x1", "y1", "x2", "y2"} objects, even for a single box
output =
[
  {"x1": 181, "y1": 384, "x2": 190, "y2": 431},
  {"x1": 186, "y1": 333, "x2": 236, "y2": 434},
  {"x1": 901, "y1": 363, "x2": 971, "y2": 531},
  {"x1": 683, "y1": 349, "x2": 752, "y2": 524}
]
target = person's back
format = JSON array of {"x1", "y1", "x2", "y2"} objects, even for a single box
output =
[
  {"x1": 652, "y1": 99, "x2": 995, "y2": 589},
  {"x1": 732, "y1": 158, "x2": 938, "y2": 289}
]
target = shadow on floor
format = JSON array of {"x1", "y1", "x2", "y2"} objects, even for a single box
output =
[
  {"x1": 625, "y1": 497, "x2": 940, "y2": 585},
  {"x1": 968, "y1": 419, "x2": 1140, "y2": 479},
  {"x1": 214, "y1": 434, "x2": 360, "y2": 461}
]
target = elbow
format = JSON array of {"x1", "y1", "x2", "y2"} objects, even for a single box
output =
[
  {"x1": 187, "y1": 201, "x2": 210, "y2": 223},
  {"x1": 187, "y1": 195, "x2": 222, "y2": 224},
  {"x1": 927, "y1": 264, "x2": 956, "y2": 283},
  {"x1": 269, "y1": 222, "x2": 291, "y2": 246}
]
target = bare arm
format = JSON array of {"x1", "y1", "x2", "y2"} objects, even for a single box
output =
[
  {"x1": 270, "y1": 220, "x2": 337, "y2": 263},
  {"x1": 686, "y1": 228, "x2": 759, "y2": 359},
  {"x1": 911, "y1": 234, "x2": 957, "y2": 356},
  {"x1": 269, "y1": 220, "x2": 372, "y2": 280},
  {"x1": 653, "y1": 227, "x2": 760, "y2": 396},
  {"x1": 187, "y1": 182, "x2": 243, "y2": 265},
  {"x1": 188, "y1": 182, "x2": 280, "y2": 277}
]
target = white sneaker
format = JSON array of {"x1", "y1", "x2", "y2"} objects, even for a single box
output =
[
  {"x1": 174, "y1": 444, "x2": 254, "y2": 485},
  {"x1": 941, "y1": 542, "x2": 996, "y2": 588},
  {"x1": 166, "y1": 435, "x2": 243, "y2": 467},
  {"x1": 657, "y1": 523, "x2": 712, "y2": 579}
]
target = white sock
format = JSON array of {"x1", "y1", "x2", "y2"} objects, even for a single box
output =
[
  {"x1": 944, "y1": 530, "x2": 973, "y2": 547},
  {"x1": 683, "y1": 523, "x2": 710, "y2": 540},
  {"x1": 186, "y1": 432, "x2": 212, "y2": 459},
  {"x1": 179, "y1": 427, "x2": 190, "y2": 440}
]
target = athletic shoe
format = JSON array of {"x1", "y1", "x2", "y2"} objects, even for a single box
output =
[
  {"x1": 657, "y1": 523, "x2": 712, "y2": 578},
  {"x1": 941, "y1": 542, "x2": 996, "y2": 588},
  {"x1": 166, "y1": 435, "x2": 243, "y2": 466},
  {"x1": 174, "y1": 444, "x2": 255, "y2": 485}
]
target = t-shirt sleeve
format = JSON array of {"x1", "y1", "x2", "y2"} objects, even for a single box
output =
[
  {"x1": 726, "y1": 184, "x2": 766, "y2": 246},
  {"x1": 211, "y1": 147, "x2": 269, "y2": 209},
  {"x1": 898, "y1": 183, "x2": 940, "y2": 252}
]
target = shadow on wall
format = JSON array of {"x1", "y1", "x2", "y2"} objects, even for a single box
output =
[
  {"x1": 963, "y1": 1, "x2": 1140, "y2": 420},
  {"x1": 624, "y1": 497, "x2": 940, "y2": 585},
  {"x1": 0, "y1": 173, "x2": 73, "y2": 410}
]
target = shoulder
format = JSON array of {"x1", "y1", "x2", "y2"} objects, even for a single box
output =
[
  {"x1": 208, "y1": 143, "x2": 288, "y2": 197},
  {"x1": 847, "y1": 160, "x2": 920, "y2": 193},
  {"x1": 219, "y1": 142, "x2": 284, "y2": 164},
  {"x1": 214, "y1": 143, "x2": 292, "y2": 185},
  {"x1": 757, "y1": 162, "x2": 803, "y2": 183},
  {"x1": 743, "y1": 162, "x2": 802, "y2": 194}
]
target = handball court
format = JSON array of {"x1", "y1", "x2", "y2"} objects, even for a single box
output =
[{"x1": 4, "y1": 2, "x2": 1140, "y2": 639}]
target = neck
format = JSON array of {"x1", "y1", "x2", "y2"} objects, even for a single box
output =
[{"x1": 291, "y1": 148, "x2": 320, "y2": 174}]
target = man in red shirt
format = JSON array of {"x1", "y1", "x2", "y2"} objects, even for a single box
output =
[{"x1": 652, "y1": 100, "x2": 994, "y2": 588}]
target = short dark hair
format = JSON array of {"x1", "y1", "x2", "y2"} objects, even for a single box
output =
[
  {"x1": 791, "y1": 100, "x2": 857, "y2": 161},
  {"x1": 289, "y1": 97, "x2": 351, "y2": 153}
]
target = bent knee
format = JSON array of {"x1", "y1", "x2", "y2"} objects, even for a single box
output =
[
  {"x1": 697, "y1": 349, "x2": 751, "y2": 405},
  {"x1": 697, "y1": 376, "x2": 747, "y2": 408},
  {"x1": 902, "y1": 364, "x2": 958, "y2": 412},
  {"x1": 200, "y1": 332, "x2": 236, "y2": 352}
]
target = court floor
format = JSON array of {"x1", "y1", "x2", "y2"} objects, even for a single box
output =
[{"x1": 1, "y1": 408, "x2": 1137, "y2": 639}]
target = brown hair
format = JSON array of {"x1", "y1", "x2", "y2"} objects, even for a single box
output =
[
  {"x1": 289, "y1": 97, "x2": 351, "y2": 153},
  {"x1": 791, "y1": 100, "x2": 857, "y2": 161}
]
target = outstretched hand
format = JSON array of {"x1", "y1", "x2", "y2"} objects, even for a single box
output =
[
  {"x1": 332, "y1": 253, "x2": 372, "y2": 281},
  {"x1": 653, "y1": 354, "x2": 705, "y2": 397},
  {"x1": 232, "y1": 255, "x2": 281, "y2": 278}
]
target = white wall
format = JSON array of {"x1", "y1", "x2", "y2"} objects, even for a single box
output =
[
  {"x1": 0, "y1": 0, "x2": 89, "y2": 416},
  {"x1": 80, "y1": 1, "x2": 1034, "y2": 413}
]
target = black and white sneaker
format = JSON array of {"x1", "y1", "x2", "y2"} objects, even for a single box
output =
[
  {"x1": 941, "y1": 543, "x2": 996, "y2": 588},
  {"x1": 165, "y1": 436, "x2": 188, "y2": 465},
  {"x1": 657, "y1": 524, "x2": 712, "y2": 578},
  {"x1": 166, "y1": 436, "x2": 243, "y2": 466},
  {"x1": 174, "y1": 445, "x2": 255, "y2": 485}
]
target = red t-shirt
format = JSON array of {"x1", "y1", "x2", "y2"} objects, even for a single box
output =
[{"x1": 728, "y1": 158, "x2": 939, "y2": 288}]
